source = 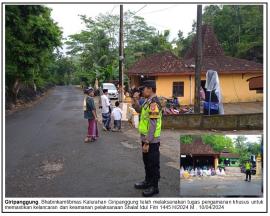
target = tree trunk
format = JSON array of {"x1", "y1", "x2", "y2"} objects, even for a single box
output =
[
  {"x1": 12, "y1": 78, "x2": 21, "y2": 104},
  {"x1": 33, "y1": 81, "x2": 37, "y2": 93}
]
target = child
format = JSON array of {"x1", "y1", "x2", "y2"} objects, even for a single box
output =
[{"x1": 111, "y1": 101, "x2": 122, "y2": 131}]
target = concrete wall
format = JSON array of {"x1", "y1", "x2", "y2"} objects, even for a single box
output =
[{"x1": 162, "y1": 113, "x2": 263, "y2": 130}]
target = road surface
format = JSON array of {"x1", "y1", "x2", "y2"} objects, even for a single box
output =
[
  {"x1": 5, "y1": 86, "x2": 179, "y2": 197},
  {"x1": 180, "y1": 175, "x2": 263, "y2": 197}
]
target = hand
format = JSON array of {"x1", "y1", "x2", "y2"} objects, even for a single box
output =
[
  {"x1": 142, "y1": 143, "x2": 149, "y2": 153},
  {"x1": 133, "y1": 92, "x2": 140, "y2": 99}
]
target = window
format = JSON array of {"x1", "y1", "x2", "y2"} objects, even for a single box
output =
[{"x1": 172, "y1": 82, "x2": 184, "y2": 97}]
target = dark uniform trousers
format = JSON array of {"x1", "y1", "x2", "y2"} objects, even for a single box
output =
[
  {"x1": 246, "y1": 169, "x2": 251, "y2": 181},
  {"x1": 142, "y1": 142, "x2": 160, "y2": 188}
]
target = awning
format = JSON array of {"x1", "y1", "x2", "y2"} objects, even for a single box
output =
[{"x1": 247, "y1": 75, "x2": 263, "y2": 91}]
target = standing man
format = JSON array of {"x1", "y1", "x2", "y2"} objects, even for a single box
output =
[
  {"x1": 132, "y1": 80, "x2": 162, "y2": 197},
  {"x1": 245, "y1": 160, "x2": 252, "y2": 182},
  {"x1": 101, "y1": 89, "x2": 111, "y2": 131}
]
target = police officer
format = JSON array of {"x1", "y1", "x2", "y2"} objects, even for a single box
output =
[
  {"x1": 245, "y1": 160, "x2": 252, "y2": 182},
  {"x1": 132, "y1": 80, "x2": 162, "y2": 197}
]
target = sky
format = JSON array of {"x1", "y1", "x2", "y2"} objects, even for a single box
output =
[
  {"x1": 47, "y1": 4, "x2": 199, "y2": 47},
  {"x1": 226, "y1": 135, "x2": 262, "y2": 144}
]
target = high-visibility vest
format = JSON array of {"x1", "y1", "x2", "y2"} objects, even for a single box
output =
[
  {"x1": 245, "y1": 162, "x2": 251, "y2": 170},
  {"x1": 138, "y1": 97, "x2": 162, "y2": 138}
]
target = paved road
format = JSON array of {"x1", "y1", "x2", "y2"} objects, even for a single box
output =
[
  {"x1": 180, "y1": 176, "x2": 263, "y2": 197},
  {"x1": 5, "y1": 86, "x2": 178, "y2": 197}
]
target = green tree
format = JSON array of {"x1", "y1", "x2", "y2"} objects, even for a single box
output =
[
  {"x1": 234, "y1": 135, "x2": 247, "y2": 150},
  {"x1": 65, "y1": 11, "x2": 173, "y2": 86},
  {"x1": 180, "y1": 135, "x2": 194, "y2": 144},
  {"x1": 5, "y1": 5, "x2": 62, "y2": 103},
  {"x1": 202, "y1": 135, "x2": 234, "y2": 152},
  {"x1": 173, "y1": 30, "x2": 195, "y2": 57},
  {"x1": 66, "y1": 14, "x2": 119, "y2": 85},
  {"x1": 202, "y1": 5, "x2": 221, "y2": 25},
  {"x1": 203, "y1": 5, "x2": 263, "y2": 62},
  {"x1": 52, "y1": 54, "x2": 77, "y2": 85},
  {"x1": 233, "y1": 136, "x2": 262, "y2": 164}
]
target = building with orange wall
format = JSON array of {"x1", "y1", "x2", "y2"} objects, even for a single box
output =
[{"x1": 127, "y1": 25, "x2": 263, "y2": 105}]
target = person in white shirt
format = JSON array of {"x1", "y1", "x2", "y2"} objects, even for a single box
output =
[
  {"x1": 111, "y1": 101, "x2": 122, "y2": 131},
  {"x1": 101, "y1": 89, "x2": 111, "y2": 131}
]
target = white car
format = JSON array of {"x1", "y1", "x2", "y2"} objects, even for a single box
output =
[{"x1": 102, "y1": 83, "x2": 118, "y2": 99}]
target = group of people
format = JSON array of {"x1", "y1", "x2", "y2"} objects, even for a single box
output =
[
  {"x1": 83, "y1": 80, "x2": 162, "y2": 197},
  {"x1": 180, "y1": 166, "x2": 226, "y2": 179},
  {"x1": 100, "y1": 89, "x2": 123, "y2": 132},
  {"x1": 83, "y1": 87, "x2": 123, "y2": 143},
  {"x1": 180, "y1": 160, "x2": 254, "y2": 182}
]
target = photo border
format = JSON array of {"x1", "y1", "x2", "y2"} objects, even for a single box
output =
[{"x1": 1, "y1": 1, "x2": 268, "y2": 213}]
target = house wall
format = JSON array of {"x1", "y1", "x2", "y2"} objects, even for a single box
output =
[
  {"x1": 219, "y1": 73, "x2": 263, "y2": 103},
  {"x1": 156, "y1": 75, "x2": 193, "y2": 105},
  {"x1": 154, "y1": 73, "x2": 263, "y2": 105}
]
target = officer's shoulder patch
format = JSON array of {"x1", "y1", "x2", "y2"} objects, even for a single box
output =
[
  {"x1": 152, "y1": 97, "x2": 162, "y2": 109},
  {"x1": 150, "y1": 102, "x2": 158, "y2": 110},
  {"x1": 149, "y1": 102, "x2": 160, "y2": 118}
]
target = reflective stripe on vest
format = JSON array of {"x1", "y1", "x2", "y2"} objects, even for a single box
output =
[{"x1": 138, "y1": 101, "x2": 162, "y2": 137}]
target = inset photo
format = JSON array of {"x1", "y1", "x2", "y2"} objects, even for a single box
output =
[{"x1": 179, "y1": 135, "x2": 263, "y2": 197}]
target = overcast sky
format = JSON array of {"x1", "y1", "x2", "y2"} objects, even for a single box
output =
[
  {"x1": 226, "y1": 135, "x2": 262, "y2": 144},
  {"x1": 47, "y1": 4, "x2": 199, "y2": 45}
]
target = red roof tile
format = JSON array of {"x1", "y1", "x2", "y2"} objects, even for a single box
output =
[
  {"x1": 127, "y1": 25, "x2": 263, "y2": 76},
  {"x1": 184, "y1": 55, "x2": 263, "y2": 73},
  {"x1": 184, "y1": 25, "x2": 224, "y2": 58},
  {"x1": 184, "y1": 25, "x2": 263, "y2": 73},
  {"x1": 220, "y1": 152, "x2": 240, "y2": 158},
  {"x1": 180, "y1": 139, "x2": 219, "y2": 155},
  {"x1": 127, "y1": 51, "x2": 191, "y2": 76}
]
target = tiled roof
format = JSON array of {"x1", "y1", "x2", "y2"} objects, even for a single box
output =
[
  {"x1": 184, "y1": 25, "x2": 224, "y2": 58},
  {"x1": 180, "y1": 139, "x2": 219, "y2": 155},
  {"x1": 220, "y1": 152, "x2": 240, "y2": 159},
  {"x1": 184, "y1": 55, "x2": 262, "y2": 73},
  {"x1": 127, "y1": 25, "x2": 262, "y2": 76},
  {"x1": 184, "y1": 25, "x2": 263, "y2": 73},
  {"x1": 127, "y1": 51, "x2": 192, "y2": 76}
]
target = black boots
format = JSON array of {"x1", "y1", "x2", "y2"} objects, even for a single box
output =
[
  {"x1": 134, "y1": 181, "x2": 150, "y2": 189},
  {"x1": 142, "y1": 186, "x2": 159, "y2": 197},
  {"x1": 134, "y1": 181, "x2": 159, "y2": 197}
]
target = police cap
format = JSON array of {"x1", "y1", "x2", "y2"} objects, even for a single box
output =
[{"x1": 143, "y1": 80, "x2": 156, "y2": 89}]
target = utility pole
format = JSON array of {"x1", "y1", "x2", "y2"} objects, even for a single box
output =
[
  {"x1": 194, "y1": 5, "x2": 202, "y2": 113},
  {"x1": 119, "y1": 4, "x2": 124, "y2": 102}
]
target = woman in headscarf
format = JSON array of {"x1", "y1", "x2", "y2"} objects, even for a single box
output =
[
  {"x1": 204, "y1": 70, "x2": 224, "y2": 115},
  {"x1": 84, "y1": 87, "x2": 98, "y2": 142}
]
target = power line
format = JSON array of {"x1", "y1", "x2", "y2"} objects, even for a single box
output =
[
  {"x1": 110, "y1": 5, "x2": 116, "y2": 14},
  {"x1": 131, "y1": 4, "x2": 147, "y2": 17},
  {"x1": 139, "y1": 5, "x2": 179, "y2": 15}
]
